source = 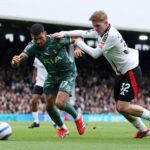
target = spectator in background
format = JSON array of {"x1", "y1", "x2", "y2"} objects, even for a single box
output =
[{"x1": 1, "y1": 62, "x2": 150, "y2": 115}]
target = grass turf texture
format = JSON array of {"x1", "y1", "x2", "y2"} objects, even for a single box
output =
[{"x1": 0, "y1": 122, "x2": 150, "y2": 150}]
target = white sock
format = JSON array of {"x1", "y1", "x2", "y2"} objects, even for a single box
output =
[
  {"x1": 32, "y1": 112, "x2": 39, "y2": 123},
  {"x1": 61, "y1": 124, "x2": 67, "y2": 130},
  {"x1": 132, "y1": 118, "x2": 147, "y2": 132},
  {"x1": 141, "y1": 109, "x2": 150, "y2": 120},
  {"x1": 75, "y1": 114, "x2": 80, "y2": 121}
]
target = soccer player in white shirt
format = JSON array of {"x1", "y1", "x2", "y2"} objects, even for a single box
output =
[
  {"x1": 53, "y1": 10, "x2": 150, "y2": 138},
  {"x1": 28, "y1": 57, "x2": 48, "y2": 128}
]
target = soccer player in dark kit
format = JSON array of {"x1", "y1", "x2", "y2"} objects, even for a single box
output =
[{"x1": 11, "y1": 23, "x2": 85, "y2": 138}]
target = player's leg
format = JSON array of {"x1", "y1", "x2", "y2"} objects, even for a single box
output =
[
  {"x1": 28, "y1": 85, "x2": 43, "y2": 128},
  {"x1": 56, "y1": 91, "x2": 85, "y2": 135},
  {"x1": 56, "y1": 91, "x2": 77, "y2": 118},
  {"x1": 116, "y1": 101, "x2": 150, "y2": 138},
  {"x1": 115, "y1": 66, "x2": 150, "y2": 138},
  {"x1": 116, "y1": 66, "x2": 150, "y2": 120},
  {"x1": 45, "y1": 94, "x2": 69, "y2": 138},
  {"x1": 117, "y1": 100, "x2": 150, "y2": 119},
  {"x1": 122, "y1": 114, "x2": 147, "y2": 131},
  {"x1": 114, "y1": 76, "x2": 146, "y2": 136},
  {"x1": 122, "y1": 113, "x2": 150, "y2": 138},
  {"x1": 56, "y1": 76, "x2": 85, "y2": 135},
  {"x1": 43, "y1": 77, "x2": 69, "y2": 138}
]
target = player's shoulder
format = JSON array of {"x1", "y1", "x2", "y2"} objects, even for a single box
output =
[
  {"x1": 107, "y1": 26, "x2": 121, "y2": 41},
  {"x1": 47, "y1": 34, "x2": 68, "y2": 42},
  {"x1": 55, "y1": 36, "x2": 70, "y2": 45},
  {"x1": 25, "y1": 40, "x2": 36, "y2": 50},
  {"x1": 109, "y1": 26, "x2": 120, "y2": 36},
  {"x1": 46, "y1": 34, "x2": 53, "y2": 40},
  {"x1": 100, "y1": 26, "x2": 119, "y2": 45}
]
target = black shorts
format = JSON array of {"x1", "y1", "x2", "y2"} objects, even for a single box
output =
[
  {"x1": 32, "y1": 85, "x2": 43, "y2": 95},
  {"x1": 114, "y1": 66, "x2": 142, "y2": 102}
]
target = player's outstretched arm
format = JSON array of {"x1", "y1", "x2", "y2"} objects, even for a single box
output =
[
  {"x1": 74, "y1": 38, "x2": 104, "y2": 59},
  {"x1": 11, "y1": 53, "x2": 28, "y2": 68},
  {"x1": 52, "y1": 30, "x2": 89, "y2": 38},
  {"x1": 52, "y1": 32, "x2": 64, "y2": 38}
]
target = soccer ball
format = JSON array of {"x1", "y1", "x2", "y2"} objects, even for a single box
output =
[{"x1": 0, "y1": 122, "x2": 12, "y2": 140}]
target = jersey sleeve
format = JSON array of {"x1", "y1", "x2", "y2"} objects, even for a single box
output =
[
  {"x1": 57, "y1": 37, "x2": 71, "y2": 46},
  {"x1": 22, "y1": 41, "x2": 35, "y2": 58},
  {"x1": 76, "y1": 33, "x2": 117, "y2": 59},
  {"x1": 61, "y1": 29, "x2": 97, "y2": 38}
]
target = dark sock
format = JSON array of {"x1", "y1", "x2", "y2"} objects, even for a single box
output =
[
  {"x1": 47, "y1": 107, "x2": 63, "y2": 127},
  {"x1": 64, "y1": 101, "x2": 78, "y2": 119}
]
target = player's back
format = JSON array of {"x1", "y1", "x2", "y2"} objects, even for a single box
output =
[{"x1": 101, "y1": 26, "x2": 139, "y2": 75}]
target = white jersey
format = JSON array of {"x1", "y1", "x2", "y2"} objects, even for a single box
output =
[
  {"x1": 68, "y1": 45, "x2": 76, "y2": 103},
  {"x1": 62, "y1": 25, "x2": 139, "y2": 75},
  {"x1": 33, "y1": 58, "x2": 48, "y2": 87}
]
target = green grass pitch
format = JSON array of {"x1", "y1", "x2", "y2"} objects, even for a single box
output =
[{"x1": 0, "y1": 122, "x2": 150, "y2": 150}]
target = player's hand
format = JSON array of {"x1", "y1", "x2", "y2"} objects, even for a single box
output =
[
  {"x1": 11, "y1": 55, "x2": 21, "y2": 67},
  {"x1": 12, "y1": 55, "x2": 21, "y2": 64},
  {"x1": 73, "y1": 37, "x2": 83, "y2": 45},
  {"x1": 74, "y1": 48, "x2": 85, "y2": 58},
  {"x1": 52, "y1": 32, "x2": 64, "y2": 38}
]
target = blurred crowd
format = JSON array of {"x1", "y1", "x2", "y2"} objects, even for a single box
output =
[{"x1": 0, "y1": 56, "x2": 150, "y2": 114}]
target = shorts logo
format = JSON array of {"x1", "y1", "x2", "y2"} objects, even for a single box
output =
[
  {"x1": 61, "y1": 81, "x2": 71, "y2": 92},
  {"x1": 120, "y1": 83, "x2": 130, "y2": 95},
  {"x1": 61, "y1": 81, "x2": 68, "y2": 88}
]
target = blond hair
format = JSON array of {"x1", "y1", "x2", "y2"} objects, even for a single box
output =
[{"x1": 89, "y1": 10, "x2": 108, "y2": 22}]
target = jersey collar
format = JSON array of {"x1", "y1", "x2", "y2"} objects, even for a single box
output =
[{"x1": 100, "y1": 24, "x2": 111, "y2": 37}]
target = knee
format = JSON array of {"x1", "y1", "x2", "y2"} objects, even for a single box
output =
[
  {"x1": 55, "y1": 100, "x2": 65, "y2": 110},
  {"x1": 55, "y1": 93, "x2": 68, "y2": 110},
  {"x1": 32, "y1": 96, "x2": 39, "y2": 106}
]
